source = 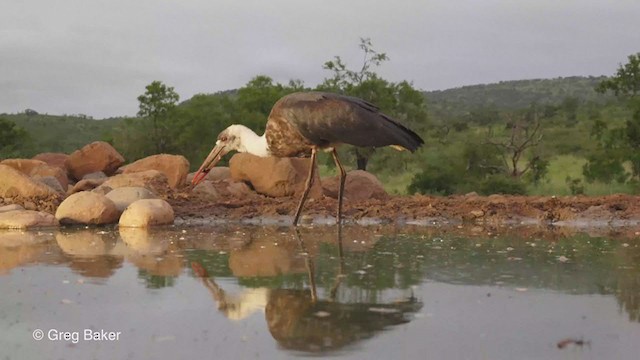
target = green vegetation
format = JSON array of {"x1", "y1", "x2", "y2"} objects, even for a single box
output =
[{"x1": 2, "y1": 43, "x2": 639, "y2": 197}]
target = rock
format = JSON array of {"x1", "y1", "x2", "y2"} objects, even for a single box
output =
[
  {"x1": 0, "y1": 159, "x2": 68, "y2": 189},
  {"x1": 0, "y1": 159, "x2": 47, "y2": 175},
  {"x1": 120, "y1": 154, "x2": 189, "y2": 188},
  {"x1": 0, "y1": 164, "x2": 62, "y2": 212},
  {"x1": 322, "y1": 170, "x2": 389, "y2": 201},
  {"x1": 223, "y1": 179, "x2": 254, "y2": 198},
  {"x1": 32, "y1": 175, "x2": 66, "y2": 195},
  {"x1": 32, "y1": 152, "x2": 69, "y2": 172},
  {"x1": 105, "y1": 187, "x2": 158, "y2": 213},
  {"x1": 192, "y1": 181, "x2": 220, "y2": 200},
  {"x1": 91, "y1": 185, "x2": 113, "y2": 196},
  {"x1": 470, "y1": 210, "x2": 485, "y2": 218},
  {"x1": 190, "y1": 178, "x2": 256, "y2": 201},
  {"x1": 29, "y1": 163, "x2": 69, "y2": 190},
  {"x1": 69, "y1": 178, "x2": 108, "y2": 194},
  {"x1": 187, "y1": 167, "x2": 231, "y2": 183},
  {"x1": 65, "y1": 141, "x2": 125, "y2": 180},
  {"x1": 82, "y1": 171, "x2": 107, "y2": 180},
  {"x1": 229, "y1": 153, "x2": 322, "y2": 198},
  {"x1": 55, "y1": 191, "x2": 119, "y2": 225},
  {"x1": 97, "y1": 170, "x2": 170, "y2": 195},
  {"x1": 119, "y1": 199, "x2": 174, "y2": 227},
  {"x1": 0, "y1": 210, "x2": 59, "y2": 229},
  {"x1": 0, "y1": 204, "x2": 24, "y2": 213}
]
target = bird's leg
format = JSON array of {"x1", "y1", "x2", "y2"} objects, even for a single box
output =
[
  {"x1": 293, "y1": 147, "x2": 317, "y2": 226},
  {"x1": 293, "y1": 228, "x2": 317, "y2": 302},
  {"x1": 331, "y1": 149, "x2": 347, "y2": 225}
]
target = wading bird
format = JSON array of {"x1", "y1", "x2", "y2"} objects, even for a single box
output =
[{"x1": 192, "y1": 91, "x2": 424, "y2": 225}]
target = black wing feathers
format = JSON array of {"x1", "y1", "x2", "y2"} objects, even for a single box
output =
[{"x1": 280, "y1": 92, "x2": 424, "y2": 152}]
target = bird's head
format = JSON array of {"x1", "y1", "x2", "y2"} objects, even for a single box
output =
[{"x1": 191, "y1": 125, "x2": 246, "y2": 186}]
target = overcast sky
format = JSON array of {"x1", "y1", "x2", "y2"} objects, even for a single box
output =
[{"x1": 1, "y1": 0, "x2": 639, "y2": 119}]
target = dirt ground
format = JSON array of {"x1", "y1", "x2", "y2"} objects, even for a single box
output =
[{"x1": 170, "y1": 189, "x2": 640, "y2": 227}]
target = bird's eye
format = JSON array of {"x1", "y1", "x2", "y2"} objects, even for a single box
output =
[{"x1": 220, "y1": 136, "x2": 227, "y2": 141}]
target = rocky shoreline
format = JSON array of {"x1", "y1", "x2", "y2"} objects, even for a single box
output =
[{"x1": 2, "y1": 141, "x2": 640, "y2": 232}]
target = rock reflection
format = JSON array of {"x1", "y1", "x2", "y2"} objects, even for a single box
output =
[
  {"x1": 192, "y1": 226, "x2": 422, "y2": 353},
  {"x1": 56, "y1": 229, "x2": 123, "y2": 278},
  {"x1": 118, "y1": 227, "x2": 184, "y2": 281},
  {"x1": 0, "y1": 231, "x2": 55, "y2": 275}
]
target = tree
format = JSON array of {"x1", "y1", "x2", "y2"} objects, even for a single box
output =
[
  {"x1": 588, "y1": 53, "x2": 640, "y2": 182},
  {"x1": 485, "y1": 111, "x2": 545, "y2": 178},
  {"x1": 0, "y1": 117, "x2": 29, "y2": 158},
  {"x1": 318, "y1": 38, "x2": 428, "y2": 171},
  {"x1": 137, "y1": 81, "x2": 180, "y2": 154},
  {"x1": 597, "y1": 53, "x2": 640, "y2": 97}
]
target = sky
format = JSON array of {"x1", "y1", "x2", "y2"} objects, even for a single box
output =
[{"x1": 1, "y1": 0, "x2": 639, "y2": 119}]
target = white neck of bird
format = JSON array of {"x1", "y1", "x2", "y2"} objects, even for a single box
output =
[{"x1": 238, "y1": 128, "x2": 270, "y2": 157}]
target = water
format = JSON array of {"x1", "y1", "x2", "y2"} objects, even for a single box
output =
[{"x1": 1, "y1": 225, "x2": 639, "y2": 359}]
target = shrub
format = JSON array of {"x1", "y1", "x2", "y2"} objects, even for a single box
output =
[
  {"x1": 408, "y1": 165, "x2": 459, "y2": 195},
  {"x1": 478, "y1": 175, "x2": 527, "y2": 195}
]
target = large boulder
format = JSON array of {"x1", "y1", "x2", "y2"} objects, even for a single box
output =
[
  {"x1": 97, "y1": 170, "x2": 170, "y2": 195},
  {"x1": 229, "y1": 153, "x2": 322, "y2": 198},
  {"x1": 30, "y1": 163, "x2": 69, "y2": 190},
  {"x1": 65, "y1": 141, "x2": 125, "y2": 180},
  {"x1": 105, "y1": 187, "x2": 158, "y2": 213},
  {"x1": 55, "y1": 191, "x2": 119, "y2": 225},
  {"x1": 0, "y1": 159, "x2": 47, "y2": 175},
  {"x1": 32, "y1": 176, "x2": 66, "y2": 195},
  {"x1": 32, "y1": 152, "x2": 69, "y2": 172},
  {"x1": 0, "y1": 165, "x2": 62, "y2": 212},
  {"x1": 119, "y1": 199, "x2": 174, "y2": 227},
  {"x1": 120, "y1": 154, "x2": 189, "y2": 188},
  {"x1": 0, "y1": 210, "x2": 59, "y2": 229},
  {"x1": 1, "y1": 159, "x2": 69, "y2": 192},
  {"x1": 322, "y1": 170, "x2": 389, "y2": 201}
]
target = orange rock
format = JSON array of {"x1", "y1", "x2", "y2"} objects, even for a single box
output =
[
  {"x1": 120, "y1": 154, "x2": 189, "y2": 189},
  {"x1": 30, "y1": 163, "x2": 69, "y2": 190},
  {"x1": 229, "y1": 153, "x2": 322, "y2": 199},
  {"x1": 322, "y1": 170, "x2": 389, "y2": 201},
  {"x1": 0, "y1": 159, "x2": 47, "y2": 174},
  {"x1": 65, "y1": 141, "x2": 125, "y2": 180},
  {"x1": 32, "y1": 152, "x2": 69, "y2": 172},
  {"x1": 0, "y1": 165, "x2": 62, "y2": 212}
]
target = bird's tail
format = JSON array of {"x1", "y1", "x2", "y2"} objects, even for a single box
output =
[{"x1": 382, "y1": 115, "x2": 425, "y2": 152}]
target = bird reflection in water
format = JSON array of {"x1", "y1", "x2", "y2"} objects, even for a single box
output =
[{"x1": 191, "y1": 226, "x2": 423, "y2": 353}]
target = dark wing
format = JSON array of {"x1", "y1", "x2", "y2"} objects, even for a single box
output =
[{"x1": 272, "y1": 92, "x2": 424, "y2": 152}]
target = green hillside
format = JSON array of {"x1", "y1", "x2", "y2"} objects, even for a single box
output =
[
  {"x1": 1, "y1": 113, "x2": 122, "y2": 157},
  {"x1": 425, "y1": 76, "x2": 616, "y2": 116}
]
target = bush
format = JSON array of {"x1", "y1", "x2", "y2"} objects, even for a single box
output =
[
  {"x1": 478, "y1": 175, "x2": 527, "y2": 195},
  {"x1": 408, "y1": 165, "x2": 459, "y2": 195}
]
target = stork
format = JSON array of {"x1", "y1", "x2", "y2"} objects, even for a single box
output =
[{"x1": 192, "y1": 91, "x2": 424, "y2": 226}]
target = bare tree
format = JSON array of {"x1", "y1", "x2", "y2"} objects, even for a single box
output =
[{"x1": 486, "y1": 112, "x2": 544, "y2": 178}]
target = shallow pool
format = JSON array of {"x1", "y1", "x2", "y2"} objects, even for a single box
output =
[{"x1": 1, "y1": 225, "x2": 639, "y2": 359}]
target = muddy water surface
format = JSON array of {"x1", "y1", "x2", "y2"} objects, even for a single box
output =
[{"x1": 1, "y1": 225, "x2": 639, "y2": 359}]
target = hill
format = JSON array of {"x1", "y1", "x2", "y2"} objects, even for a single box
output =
[
  {"x1": 1, "y1": 113, "x2": 122, "y2": 156},
  {"x1": 424, "y1": 76, "x2": 616, "y2": 117}
]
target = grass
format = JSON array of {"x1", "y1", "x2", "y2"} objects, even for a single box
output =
[{"x1": 528, "y1": 155, "x2": 635, "y2": 196}]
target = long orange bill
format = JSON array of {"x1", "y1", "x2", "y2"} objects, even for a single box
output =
[{"x1": 192, "y1": 145, "x2": 226, "y2": 186}]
